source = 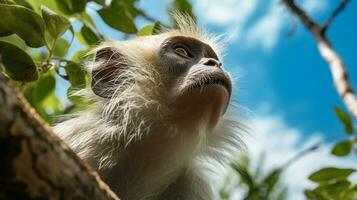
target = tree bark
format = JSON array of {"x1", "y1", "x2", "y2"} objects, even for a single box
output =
[{"x1": 0, "y1": 73, "x2": 119, "y2": 200}]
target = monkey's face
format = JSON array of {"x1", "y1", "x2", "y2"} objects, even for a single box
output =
[
  {"x1": 91, "y1": 35, "x2": 231, "y2": 129},
  {"x1": 157, "y1": 36, "x2": 232, "y2": 127}
]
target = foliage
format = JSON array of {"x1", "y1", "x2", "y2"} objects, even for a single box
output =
[
  {"x1": 1, "y1": 1, "x2": 355, "y2": 199},
  {"x1": 219, "y1": 154, "x2": 287, "y2": 200},
  {"x1": 0, "y1": 0, "x2": 195, "y2": 124},
  {"x1": 220, "y1": 106, "x2": 356, "y2": 200},
  {"x1": 304, "y1": 106, "x2": 357, "y2": 200},
  {"x1": 220, "y1": 143, "x2": 319, "y2": 200}
]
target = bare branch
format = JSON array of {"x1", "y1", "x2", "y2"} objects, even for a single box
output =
[
  {"x1": 283, "y1": 0, "x2": 321, "y2": 35},
  {"x1": 282, "y1": 0, "x2": 357, "y2": 118},
  {"x1": 322, "y1": 0, "x2": 351, "y2": 32}
]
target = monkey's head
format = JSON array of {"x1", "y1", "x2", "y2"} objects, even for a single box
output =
[{"x1": 90, "y1": 15, "x2": 232, "y2": 131}]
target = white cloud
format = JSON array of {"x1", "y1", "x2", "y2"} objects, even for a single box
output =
[
  {"x1": 301, "y1": 0, "x2": 328, "y2": 13},
  {"x1": 245, "y1": 0, "x2": 327, "y2": 50},
  {"x1": 194, "y1": 0, "x2": 258, "y2": 26},
  {"x1": 245, "y1": 0, "x2": 285, "y2": 50},
  {"x1": 194, "y1": 0, "x2": 328, "y2": 50},
  {"x1": 228, "y1": 113, "x2": 357, "y2": 199},
  {"x1": 193, "y1": 0, "x2": 258, "y2": 41}
]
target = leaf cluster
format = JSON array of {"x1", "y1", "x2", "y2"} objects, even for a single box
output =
[{"x1": 0, "y1": 0, "x2": 195, "y2": 123}]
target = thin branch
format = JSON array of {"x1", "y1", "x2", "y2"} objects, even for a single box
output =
[
  {"x1": 322, "y1": 0, "x2": 351, "y2": 32},
  {"x1": 283, "y1": 142, "x2": 320, "y2": 169},
  {"x1": 283, "y1": 0, "x2": 321, "y2": 36},
  {"x1": 283, "y1": 0, "x2": 357, "y2": 118}
]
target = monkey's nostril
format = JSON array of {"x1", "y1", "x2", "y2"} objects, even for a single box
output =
[{"x1": 203, "y1": 58, "x2": 221, "y2": 68}]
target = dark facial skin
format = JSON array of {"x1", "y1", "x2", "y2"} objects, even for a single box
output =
[
  {"x1": 157, "y1": 36, "x2": 232, "y2": 98},
  {"x1": 91, "y1": 36, "x2": 232, "y2": 116}
]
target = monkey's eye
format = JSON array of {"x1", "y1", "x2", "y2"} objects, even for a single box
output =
[{"x1": 173, "y1": 46, "x2": 192, "y2": 58}]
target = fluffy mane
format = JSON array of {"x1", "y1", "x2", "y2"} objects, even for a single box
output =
[
  {"x1": 165, "y1": 12, "x2": 225, "y2": 58},
  {"x1": 54, "y1": 13, "x2": 244, "y2": 200}
]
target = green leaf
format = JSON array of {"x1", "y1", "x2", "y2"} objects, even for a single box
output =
[
  {"x1": 152, "y1": 21, "x2": 163, "y2": 34},
  {"x1": 98, "y1": 5, "x2": 137, "y2": 34},
  {"x1": 342, "y1": 185, "x2": 357, "y2": 200},
  {"x1": 0, "y1": 34, "x2": 28, "y2": 50},
  {"x1": 0, "y1": 0, "x2": 33, "y2": 10},
  {"x1": 14, "y1": 0, "x2": 33, "y2": 9},
  {"x1": 54, "y1": 0, "x2": 86, "y2": 15},
  {"x1": 90, "y1": 0, "x2": 105, "y2": 5},
  {"x1": 331, "y1": 140, "x2": 353, "y2": 157},
  {"x1": 263, "y1": 169, "x2": 282, "y2": 195},
  {"x1": 71, "y1": 49, "x2": 88, "y2": 62},
  {"x1": 137, "y1": 21, "x2": 163, "y2": 36},
  {"x1": 230, "y1": 163, "x2": 255, "y2": 188},
  {"x1": 305, "y1": 189, "x2": 330, "y2": 200},
  {"x1": 23, "y1": 81, "x2": 36, "y2": 106},
  {"x1": 0, "y1": 29, "x2": 12, "y2": 37},
  {"x1": 0, "y1": 41, "x2": 38, "y2": 81},
  {"x1": 53, "y1": 38, "x2": 69, "y2": 57},
  {"x1": 41, "y1": 5, "x2": 70, "y2": 38},
  {"x1": 0, "y1": 0, "x2": 15, "y2": 4},
  {"x1": 67, "y1": 85, "x2": 84, "y2": 104},
  {"x1": 334, "y1": 106, "x2": 353, "y2": 134},
  {"x1": 111, "y1": 0, "x2": 139, "y2": 17},
  {"x1": 309, "y1": 167, "x2": 356, "y2": 183},
  {"x1": 80, "y1": 24, "x2": 101, "y2": 45},
  {"x1": 80, "y1": 12, "x2": 96, "y2": 27},
  {"x1": 23, "y1": 70, "x2": 61, "y2": 123},
  {"x1": 35, "y1": 73, "x2": 55, "y2": 102},
  {"x1": 0, "y1": 4, "x2": 45, "y2": 47},
  {"x1": 219, "y1": 189, "x2": 230, "y2": 200},
  {"x1": 65, "y1": 61, "x2": 86, "y2": 88},
  {"x1": 314, "y1": 179, "x2": 351, "y2": 200},
  {"x1": 137, "y1": 24, "x2": 154, "y2": 36},
  {"x1": 63, "y1": 61, "x2": 87, "y2": 104},
  {"x1": 169, "y1": 0, "x2": 196, "y2": 25},
  {"x1": 26, "y1": 0, "x2": 61, "y2": 14},
  {"x1": 40, "y1": 91, "x2": 61, "y2": 123}
]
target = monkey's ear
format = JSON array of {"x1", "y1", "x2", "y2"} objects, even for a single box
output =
[{"x1": 91, "y1": 47, "x2": 126, "y2": 98}]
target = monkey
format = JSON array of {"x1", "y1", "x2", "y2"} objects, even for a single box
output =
[{"x1": 54, "y1": 14, "x2": 244, "y2": 200}]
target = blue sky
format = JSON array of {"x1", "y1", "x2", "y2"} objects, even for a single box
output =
[
  {"x1": 58, "y1": 1, "x2": 356, "y2": 198},
  {"x1": 82, "y1": 0, "x2": 357, "y2": 141},
  {"x1": 92, "y1": 0, "x2": 357, "y2": 141},
  {"x1": 132, "y1": 0, "x2": 357, "y2": 198}
]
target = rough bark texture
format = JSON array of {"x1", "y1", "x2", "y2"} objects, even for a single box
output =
[
  {"x1": 0, "y1": 72, "x2": 119, "y2": 200},
  {"x1": 283, "y1": 0, "x2": 357, "y2": 118}
]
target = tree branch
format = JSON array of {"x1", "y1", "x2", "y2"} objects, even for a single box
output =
[
  {"x1": 0, "y1": 73, "x2": 119, "y2": 200},
  {"x1": 322, "y1": 0, "x2": 351, "y2": 32},
  {"x1": 283, "y1": 0, "x2": 357, "y2": 118}
]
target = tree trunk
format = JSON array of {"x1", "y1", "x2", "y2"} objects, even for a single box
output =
[{"x1": 0, "y1": 73, "x2": 119, "y2": 200}]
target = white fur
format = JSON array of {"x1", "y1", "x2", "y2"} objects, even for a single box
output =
[{"x1": 54, "y1": 15, "x2": 244, "y2": 200}]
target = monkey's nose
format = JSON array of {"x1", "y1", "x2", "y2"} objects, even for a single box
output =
[{"x1": 201, "y1": 58, "x2": 222, "y2": 68}]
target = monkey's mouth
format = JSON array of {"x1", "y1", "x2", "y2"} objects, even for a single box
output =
[{"x1": 185, "y1": 75, "x2": 232, "y2": 96}]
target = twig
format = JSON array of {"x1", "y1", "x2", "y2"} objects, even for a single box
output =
[
  {"x1": 283, "y1": 0, "x2": 357, "y2": 118},
  {"x1": 322, "y1": 0, "x2": 351, "y2": 33},
  {"x1": 283, "y1": 142, "x2": 321, "y2": 169}
]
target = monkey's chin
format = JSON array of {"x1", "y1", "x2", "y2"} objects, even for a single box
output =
[{"x1": 175, "y1": 84, "x2": 230, "y2": 130}]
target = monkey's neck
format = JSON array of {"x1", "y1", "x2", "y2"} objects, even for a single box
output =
[{"x1": 101, "y1": 120, "x2": 205, "y2": 199}]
